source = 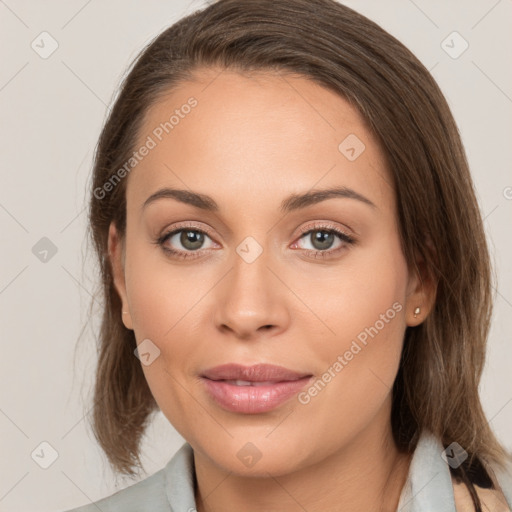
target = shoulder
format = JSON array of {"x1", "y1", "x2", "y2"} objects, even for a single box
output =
[
  {"x1": 61, "y1": 467, "x2": 168, "y2": 512},
  {"x1": 452, "y1": 475, "x2": 512, "y2": 512}
]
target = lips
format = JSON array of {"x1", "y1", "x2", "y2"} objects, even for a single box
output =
[{"x1": 201, "y1": 364, "x2": 313, "y2": 414}]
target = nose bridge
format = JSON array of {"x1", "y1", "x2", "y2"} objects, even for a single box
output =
[{"x1": 213, "y1": 234, "x2": 288, "y2": 337}]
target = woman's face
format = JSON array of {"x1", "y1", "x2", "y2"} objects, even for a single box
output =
[{"x1": 109, "y1": 68, "x2": 427, "y2": 476}]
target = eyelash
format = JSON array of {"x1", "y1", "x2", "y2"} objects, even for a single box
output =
[{"x1": 153, "y1": 222, "x2": 356, "y2": 261}]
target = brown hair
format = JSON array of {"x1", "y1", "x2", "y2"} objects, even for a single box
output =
[{"x1": 85, "y1": 0, "x2": 510, "y2": 507}]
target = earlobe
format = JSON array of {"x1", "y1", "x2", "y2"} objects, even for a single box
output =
[
  {"x1": 407, "y1": 304, "x2": 425, "y2": 327},
  {"x1": 405, "y1": 257, "x2": 437, "y2": 327},
  {"x1": 107, "y1": 221, "x2": 133, "y2": 330}
]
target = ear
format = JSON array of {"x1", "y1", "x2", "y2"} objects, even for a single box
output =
[
  {"x1": 108, "y1": 221, "x2": 133, "y2": 330},
  {"x1": 405, "y1": 249, "x2": 437, "y2": 327}
]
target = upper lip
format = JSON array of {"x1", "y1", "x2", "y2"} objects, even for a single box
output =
[{"x1": 201, "y1": 363, "x2": 311, "y2": 382}]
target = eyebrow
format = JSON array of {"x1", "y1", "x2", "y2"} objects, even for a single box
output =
[{"x1": 141, "y1": 186, "x2": 376, "y2": 213}]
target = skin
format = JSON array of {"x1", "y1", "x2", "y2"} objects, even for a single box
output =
[{"x1": 108, "y1": 68, "x2": 435, "y2": 512}]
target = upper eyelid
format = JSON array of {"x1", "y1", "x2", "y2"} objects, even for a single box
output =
[
  {"x1": 297, "y1": 222, "x2": 353, "y2": 236},
  {"x1": 161, "y1": 219, "x2": 354, "y2": 238}
]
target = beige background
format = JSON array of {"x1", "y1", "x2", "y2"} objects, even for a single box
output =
[{"x1": 0, "y1": 1, "x2": 511, "y2": 511}]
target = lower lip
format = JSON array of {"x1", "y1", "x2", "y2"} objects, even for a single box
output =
[{"x1": 202, "y1": 377, "x2": 312, "y2": 414}]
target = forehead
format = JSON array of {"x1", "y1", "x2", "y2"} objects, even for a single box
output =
[{"x1": 126, "y1": 68, "x2": 393, "y2": 216}]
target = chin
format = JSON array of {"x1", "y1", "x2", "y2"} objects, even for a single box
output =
[{"x1": 192, "y1": 432, "x2": 317, "y2": 478}]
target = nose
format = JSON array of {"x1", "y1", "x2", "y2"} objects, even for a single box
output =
[{"x1": 213, "y1": 246, "x2": 290, "y2": 341}]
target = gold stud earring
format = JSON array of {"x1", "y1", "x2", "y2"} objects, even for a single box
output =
[{"x1": 413, "y1": 307, "x2": 421, "y2": 318}]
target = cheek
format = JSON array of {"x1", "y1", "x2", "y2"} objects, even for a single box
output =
[
  {"x1": 123, "y1": 224, "x2": 207, "y2": 342},
  {"x1": 290, "y1": 230, "x2": 409, "y2": 359},
  {"x1": 123, "y1": 249, "x2": 210, "y2": 435},
  {"x1": 123, "y1": 242, "x2": 193, "y2": 360},
  {"x1": 294, "y1": 235, "x2": 409, "y2": 431}
]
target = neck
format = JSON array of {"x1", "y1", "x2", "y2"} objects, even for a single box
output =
[{"x1": 193, "y1": 415, "x2": 412, "y2": 512}]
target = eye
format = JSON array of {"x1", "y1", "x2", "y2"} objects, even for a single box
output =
[
  {"x1": 292, "y1": 224, "x2": 356, "y2": 259},
  {"x1": 155, "y1": 224, "x2": 217, "y2": 260},
  {"x1": 154, "y1": 222, "x2": 356, "y2": 261}
]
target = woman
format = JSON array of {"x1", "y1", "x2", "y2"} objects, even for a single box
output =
[{"x1": 64, "y1": 0, "x2": 512, "y2": 510}]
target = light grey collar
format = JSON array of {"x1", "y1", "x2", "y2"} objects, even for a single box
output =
[
  {"x1": 164, "y1": 442, "x2": 197, "y2": 511},
  {"x1": 396, "y1": 430, "x2": 456, "y2": 511}
]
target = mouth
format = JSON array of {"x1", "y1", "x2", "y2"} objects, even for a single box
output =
[
  {"x1": 218, "y1": 379, "x2": 292, "y2": 386},
  {"x1": 200, "y1": 363, "x2": 313, "y2": 414}
]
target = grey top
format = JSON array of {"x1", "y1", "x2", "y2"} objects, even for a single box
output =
[{"x1": 63, "y1": 430, "x2": 512, "y2": 512}]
